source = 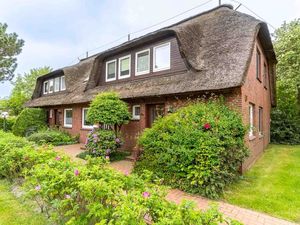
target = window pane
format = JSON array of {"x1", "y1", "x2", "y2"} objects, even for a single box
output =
[
  {"x1": 120, "y1": 57, "x2": 130, "y2": 77},
  {"x1": 49, "y1": 79, "x2": 54, "y2": 93},
  {"x1": 65, "y1": 110, "x2": 72, "y2": 125},
  {"x1": 137, "y1": 51, "x2": 149, "y2": 73},
  {"x1": 134, "y1": 106, "x2": 140, "y2": 116},
  {"x1": 44, "y1": 82, "x2": 48, "y2": 94},
  {"x1": 61, "y1": 76, "x2": 66, "y2": 90},
  {"x1": 154, "y1": 44, "x2": 170, "y2": 70},
  {"x1": 83, "y1": 109, "x2": 92, "y2": 126},
  {"x1": 54, "y1": 77, "x2": 60, "y2": 92},
  {"x1": 107, "y1": 61, "x2": 116, "y2": 79}
]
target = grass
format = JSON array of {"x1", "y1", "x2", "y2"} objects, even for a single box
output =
[
  {"x1": 77, "y1": 150, "x2": 131, "y2": 162},
  {"x1": 223, "y1": 144, "x2": 300, "y2": 223},
  {"x1": 0, "y1": 180, "x2": 48, "y2": 225}
]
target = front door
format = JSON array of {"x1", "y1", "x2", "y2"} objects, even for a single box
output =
[
  {"x1": 54, "y1": 109, "x2": 60, "y2": 126},
  {"x1": 147, "y1": 104, "x2": 165, "y2": 127}
]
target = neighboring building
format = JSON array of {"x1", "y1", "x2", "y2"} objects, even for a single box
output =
[{"x1": 26, "y1": 5, "x2": 276, "y2": 171}]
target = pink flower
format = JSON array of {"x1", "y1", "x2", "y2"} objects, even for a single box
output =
[
  {"x1": 65, "y1": 194, "x2": 71, "y2": 199},
  {"x1": 203, "y1": 123, "x2": 211, "y2": 130},
  {"x1": 124, "y1": 171, "x2": 129, "y2": 176},
  {"x1": 142, "y1": 191, "x2": 150, "y2": 198},
  {"x1": 55, "y1": 156, "x2": 61, "y2": 161},
  {"x1": 35, "y1": 185, "x2": 41, "y2": 191},
  {"x1": 74, "y1": 169, "x2": 80, "y2": 176},
  {"x1": 105, "y1": 156, "x2": 110, "y2": 160}
]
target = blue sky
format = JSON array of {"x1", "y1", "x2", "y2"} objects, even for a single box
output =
[{"x1": 0, "y1": 0, "x2": 299, "y2": 98}]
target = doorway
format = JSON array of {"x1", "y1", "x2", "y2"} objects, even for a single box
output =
[{"x1": 146, "y1": 104, "x2": 165, "y2": 127}]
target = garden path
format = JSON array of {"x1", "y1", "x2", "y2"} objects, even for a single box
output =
[{"x1": 55, "y1": 144, "x2": 296, "y2": 225}]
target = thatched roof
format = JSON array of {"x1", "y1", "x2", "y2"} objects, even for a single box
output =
[{"x1": 26, "y1": 4, "x2": 276, "y2": 107}]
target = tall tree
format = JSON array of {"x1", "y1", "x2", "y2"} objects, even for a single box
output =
[
  {"x1": 0, "y1": 23, "x2": 24, "y2": 81},
  {"x1": 7, "y1": 67, "x2": 52, "y2": 115},
  {"x1": 271, "y1": 19, "x2": 300, "y2": 144}
]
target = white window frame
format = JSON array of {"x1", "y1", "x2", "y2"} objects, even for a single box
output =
[
  {"x1": 43, "y1": 81, "x2": 49, "y2": 94},
  {"x1": 106, "y1": 59, "x2": 117, "y2": 82},
  {"x1": 64, "y1": 108, "x2": 73, "y2": 128},
  {"x1": 153, "y1": 42, "x2": 171, "y2": 72},
  {"x1": 54, "y1": 77, "x2": 60, "y2": 92},
  {"x1": 132, "y1": 105, "x2": 141, "y2": 120},
  {"x1": 60, "y1": 76, "x2": 66, "y2": 91},
  {"x1": 82, "y1": 108, "x2": 93, "y2": 129},
  {"x1": 135, "y1": 49, "x2": 150, "y2": 76},
  {"x1": 48, "y1": 79, "x2": 54, "y2": 94},
  {"x1": 49, "y1": 109, "x2": 53, "y2": 119},
  {"x1": 249, "y1": 104, "x2": 254, "y2": 137},
  {"x1": 118, "y1": 55, "x2": 131, "y2": 79}
]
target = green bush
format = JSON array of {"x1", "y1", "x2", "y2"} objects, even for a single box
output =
[
  {"x1": 77, "y1": 150, "x2": 131, "y2": 162},
  {"x1": 135, "y1": 101, "x2": 249, "y2": 199},
  {"x1": 12, "y1": 108, "x2": 47, "y2": 136},
  {"x1": 0, "y1": 117, "x2": 16, "y2": 131},
  {"x1": 0, "y1": 131, "x2": 241, "y2": 224},
  {"x1": 27, "y1": 129, "x2": 78, "y2": 146}
]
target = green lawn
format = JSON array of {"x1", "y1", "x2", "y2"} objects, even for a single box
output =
[
  {"x1": 0, "y1": 180, "x2": 48, "y2": 225},
  {"x1": 223, "y1": 144, "x2": 300, "y2": 223}
]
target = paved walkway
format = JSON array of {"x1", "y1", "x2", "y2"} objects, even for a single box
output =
[{"x1": 56, "y1": 144, "x2": 297, "y2": 225}]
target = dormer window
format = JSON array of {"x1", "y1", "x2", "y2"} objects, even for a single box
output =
[
  {"x1": 136, "y1": 49, "x2": 150, "y2": 76},
  {"x1": 106, "y1": 60, "x2": 116, "y2": 82},
  {"x1": 43, "y1": 81, "x2": 49, "y2": 94},
  {"x1": 119, "y1": 55, "x2": 131, "y2": 79},
  {"x1": 49, "y1": 79, "x2": 54, "y2": 93},
  {"x1": 54, "y1": 77, "x2": 60, "y2": 92},
  {"x1": 153, "y1": 42, "x2": 171, "y2": 72},
  {"x1": 61, "y1": 76, "x2": 66, "y2": 91},
  {"x1": 43, "y1": 75, "x2": 66, "y2": 95}
]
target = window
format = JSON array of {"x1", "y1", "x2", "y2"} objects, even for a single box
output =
[
  {"x1": 256, "y1": 48, "x2": 261, "y2": 81},
  {"x1": 82, "y1": 108, "x2": 93, "y2": 129},
  {"x1": 60, "y1": 76, "x2": 66, "y2": 91},
  {"x1": 153, "y1": 42, "x2": 171, "y2": 72},
  {"x1": 64, "y1": 109, "x2": 72, "y2": 128},
  {"x1": 43, "y1": 81, "x2": 49, "y2": 94},
  {"x1": 135, "y1": 49, "x2": 150, "y2": 75},
  {"x1": 118, "y1": 55, "x2": 131, "y2": 79},
  {"x1": 54, "y1": 77, "x2": 60, "y2": 92},
  {"x1": 49, "y1": 109, "x2": 53, "y2": 119},
  {"x1": 259, "y1": 107, "x2": 263, "y2": 135},
  {"x1": 132, "y1": 105, "x2": 141, "y2": 120},
  {"x1": 49, "y1": 79, "x2": 54, "y2": 93},
  {"x1": 249, "y1": 103, "x2": 255, "y2": 136},
  {"x1": 263, "y1": 63, "x2": 268, "y2": 89},
  {"x1": 106, "y1": 60, "x2": 116, "y2": 82}
]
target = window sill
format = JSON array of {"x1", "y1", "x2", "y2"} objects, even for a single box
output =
[
  {"x1": 131, "y1": 118, "x2": 140, "y2": 121},
  {"x1": 81, "y1": 127, "x2": 93, "y2": 131},
  {"x1": 63, "y1": 126, "x2": 72, "y2": 129},
  {"x1": 249, "y1": 135, "x2": 256, "y2": 141}
]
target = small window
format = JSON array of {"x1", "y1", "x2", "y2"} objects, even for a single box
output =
[
  {"x1": 263, "y1": 63, "x2": 268, "y2": 89},
  {"x1": 54, "y1": 77, "x2": 60, "y2": 92},
  {"x1": 259, "y1": 107, "x2": 263, "y2": 135},
  {"x1": 256, "y1": 48, "x2": 261, "y2": 81},
  {"x1": 132, "y1": 105, "x2": 141, "y2": 120},
  {"x1": 64, "y1": 108, "x2": 72, "y2": 128},
  {"x1": 43, "y1": 81, "x2": 49, "y2": 94},
  {"x1": 82, "y1": 108, "x2": 93, "y2": 129},
  {"x1": 49, "y1": 109, "x2": 53, "y2": 119},
  {"x1": 60, "y1": 76, "x2": 66, "y2": 91},
  {"x1": 106, "y1": 60, "x2": 117, "y2": 82},
  {"x1": 119, "y1": 55, "x2": 131, "y2": 79},
  {"x1": 249, "y1": 103, "x2": 255, "y2": 136},
  {"x1": 153, "y1": 42, "x2": 171, "y2": 72},
  {"x1": 49, "y1": 79, "x2": 54, "y2": 93},
  {"x1": 136, "y1": 49, "x2": 150, "y2": 75}
]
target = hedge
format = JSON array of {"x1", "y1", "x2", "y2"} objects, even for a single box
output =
[
  {"x1": 135, "y1": 101, "x2": 249, "y2": 199},
  {"x1": 0, "y1": 117, "x2": 16, "y2": 131}
]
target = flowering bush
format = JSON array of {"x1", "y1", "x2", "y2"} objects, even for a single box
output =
[
  {"x1": 135, "y1": 101, "x2": 249, "y2": 199},
  {"x1": 85, "y1": 128, "x2": 122, "y2": 157}
]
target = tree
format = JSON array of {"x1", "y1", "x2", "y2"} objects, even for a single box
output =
[
  {"x1": 7, "y1": 67, "x2": 52, "y2": 115},
  {"x1": 0, "y1": 23, "x2": 24, "y2": 82},
  {"x1": 271, "y1": 19, "x2": 300, "y2": 144}
]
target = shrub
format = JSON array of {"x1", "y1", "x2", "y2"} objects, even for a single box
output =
[
  {"x1": 0, "y1": 117, "x2": 16, "y2": 131},
  {"x1": 77, "y1": 150, "x2": 131, "y2": 162},
  {"x1": 12, "y1": 108, "x2": 47, "y2": 136},
  {"x1": 135, "y1": 101, "x2": 249, "y2": 199},
  {"x1": 27, "y1": 129, "x2": 78, "y2": 146}
]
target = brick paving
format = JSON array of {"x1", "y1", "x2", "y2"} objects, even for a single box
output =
[{"x1": 57, "y1": 144, "x2": 297, "y2": 225}]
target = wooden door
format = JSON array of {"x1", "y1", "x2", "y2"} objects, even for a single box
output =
[{"x1": 147, "y1": 104, "x2": 165, "y2": 127}]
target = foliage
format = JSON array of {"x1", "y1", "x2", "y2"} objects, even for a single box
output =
[
  {"x1": 0, "y1": 116, "x2": 16, "y2": 131},
  {"x1": 223, "y1": 144, "x2": 300, "y2": 222},
  {"x1": 27, "y1": 129, "x2": 78, "y2": 146},
  {"x1": 135, "y1": 101, "x2": 248, "y2": 199},
  {"x1": 271, "y1": 19, "x2": 300, "y2": 144},
  {"x1": 7, "y1": 67, "x2": 52, "y2": 115},
  {"x1": 0, "y1": 131, "x2": 240, "y2": 224},
  {"x1": 0, "y1": 23, "x2": 24, "y2": 82},
  {"x1": 87, "y1": 92, "x2": 130, "y2": 131},
  {"x1": 77, "y1": 150, "x2": 131, "y2": 162},
  {"x1": 12, "y1": 108, "x2": 47, "y2": 136},
  {"x1": 85, "y1": 128, "x2": 122, "y2": 158}
]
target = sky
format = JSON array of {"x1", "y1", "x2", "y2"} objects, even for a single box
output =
[{"x1": 0, "y1": 0, "x2": 299, "y2": 98}]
